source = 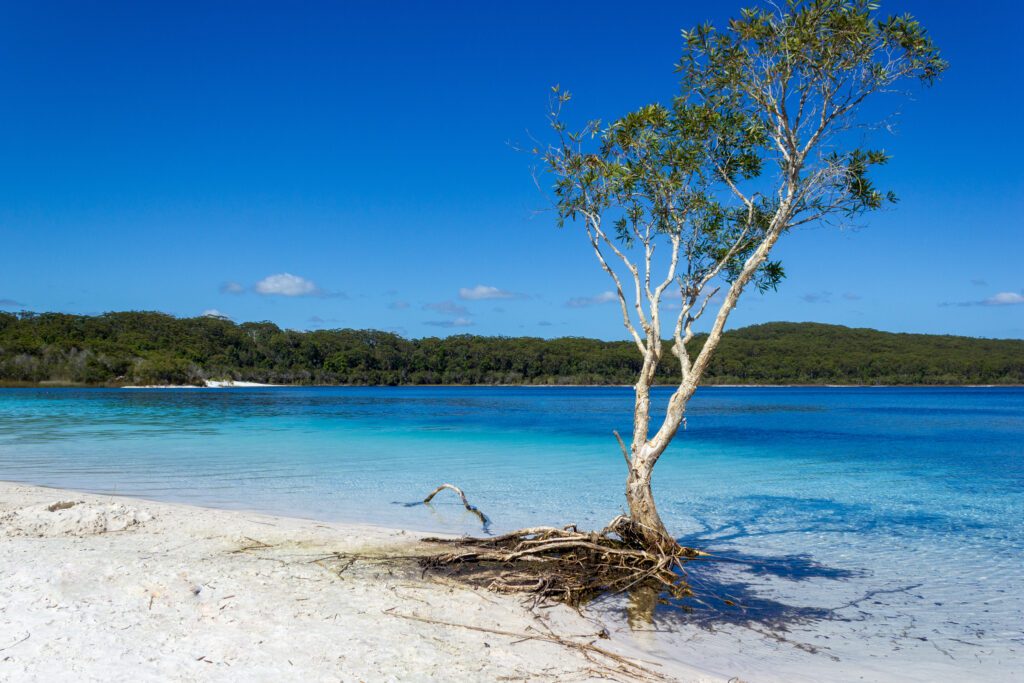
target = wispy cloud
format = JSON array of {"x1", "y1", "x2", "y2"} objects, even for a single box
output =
[
  {"x1": 970, "y1": 278, "x2": 988, "y2": 287},
  {"x1": 803, "y1": 290, "x2": 862, "y2": 304},
  {"x1": 565, "y1": 291, "x2": 616, "y2": 308},
  {"x1": 801, "y1": 291, "x2": 832, "y2": 304},
  {"x1": 388, "y1": 300, "x2": 410, "y2": 310},
  {"x1": 308, "y1": 315, "x2": 342, "y2": 326},
  {"x1": 423, "y1": 300, "x2": 469, "y2": 316},
  {"x1": 941, "y1": 290, "x2": 1024, "y2": 307},
  {"x1": 220, "y1": 281, "x2": 245, "y2": 295},
  {"x1": 661, "y1": 288, "x2": 725, "y2": 311},
  {"x1": 0, "y1": 298, "x2": 24, "y2": 308},
  {"x1": 423, "y1": 317, "x2": 474, "y2": 328},
  {"x1": 458, "y1": 285, "x2": 522, "y2": 301}
]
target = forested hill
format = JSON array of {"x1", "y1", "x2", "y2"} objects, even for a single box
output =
[{"x1": 0, "y1": 311, "x2": 1021, "y2": 386}]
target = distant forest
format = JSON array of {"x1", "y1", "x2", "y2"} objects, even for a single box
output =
[{"x1": 0, "y1": 311, "x2": 1021, "y2": 386}]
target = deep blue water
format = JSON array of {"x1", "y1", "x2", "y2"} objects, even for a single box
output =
[{"x1": 1, "y1": 386, "x2": 1021, "y2": 680}]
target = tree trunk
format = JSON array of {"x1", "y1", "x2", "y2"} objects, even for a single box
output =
[
  {"x1": 625, "y1": 376, "x2": 680, "y2": 552},
  {"x1": 625, "y1": 459, "x2": 676, "y2": 551}
]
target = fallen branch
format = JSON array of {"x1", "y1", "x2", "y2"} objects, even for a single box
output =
[
  {"x1": 383, "y1": 608, "x2": 667, "y2": 681},
  {"x1": 421, "y1": 483, "x2": 490, "y2": 531}
]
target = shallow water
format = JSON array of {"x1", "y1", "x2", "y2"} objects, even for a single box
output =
[{"x1": 1, "y1": 386, "x2": 1021, "y2": 681}]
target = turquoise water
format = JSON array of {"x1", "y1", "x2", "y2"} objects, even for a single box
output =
[{"x1": 1, "y1": 386, "x2": 1021, "y2": 680}]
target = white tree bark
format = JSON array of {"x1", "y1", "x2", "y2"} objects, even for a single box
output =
[{"x1": 584, "y1": 168, "x2": 799, "y2": 548}]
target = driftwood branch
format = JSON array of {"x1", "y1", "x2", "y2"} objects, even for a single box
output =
[{"x1": 422, "y1": 483, "x2": 490, "y2": 530}]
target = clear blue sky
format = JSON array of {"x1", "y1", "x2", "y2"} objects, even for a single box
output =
[{"x1": 1, "y1": 1, "x2": 1021, "y2": 339}]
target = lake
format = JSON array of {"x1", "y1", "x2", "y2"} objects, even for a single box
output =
[{"x1": 1, "y1": 386, "x2": 1021, "y2": 681}]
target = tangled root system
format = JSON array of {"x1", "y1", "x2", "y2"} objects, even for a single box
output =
[{"x1": 421, "y1": 515, "x2": 707, "y2": 608}]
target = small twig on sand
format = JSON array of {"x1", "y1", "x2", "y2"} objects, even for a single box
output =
[
  {"x1": 421, "y1": 483, "x2": 491, "y2": 531},
  {"x1": 0, "y1": 632, "x2": 30, "y2": 652},
  {"x1": 231, "y1": 537, "x2": 276, "y2": 553},
  {"x1": 383, "y1": 608, "x2": 665, "y2": 681}
]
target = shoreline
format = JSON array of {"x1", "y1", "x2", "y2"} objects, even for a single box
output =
[{"x1": 0, "y1": 481, "x2": 722, "y2": 682}]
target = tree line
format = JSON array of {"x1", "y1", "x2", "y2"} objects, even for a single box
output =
[{"x1": 0, "y1": 311, "x2": 1020, "y2": 386}]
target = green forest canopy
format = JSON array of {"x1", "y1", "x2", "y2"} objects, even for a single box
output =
[{"x1": 0, "y1": 310, "x2": 1020, "y2": 386}]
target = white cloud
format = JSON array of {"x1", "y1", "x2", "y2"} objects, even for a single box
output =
[
  {"x1": 984, "y1": 292, "x2": 1024, "y2": 306},
  {"x1": 220, "y1": 281, "x2": 245, "y2": 294},
  {"x1": 0, "y1": 298, "x2": 23, "y2": 308},
  {"x1": 459, "y1": 285, "x2": 519, "y2": 300},
  {"x1": 937, "y1": 290, "x2": 1024, "y2": 309},
  {"x1": 565, "y1": 291, "x2": 616, "y2": 308},
  {"x1": 202, "y1": 309, "x2": 230, "y2": 319},
  {"x1": 943, "y1": 290, "x2": 1024, "y2": 307},
  {"x1": 255, "y1": 273, "x2": 319, "y2": 297}
]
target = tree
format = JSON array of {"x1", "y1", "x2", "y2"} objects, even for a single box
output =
[{"x1": 542, "y1": 0, "x2": 944, "y2": 551}]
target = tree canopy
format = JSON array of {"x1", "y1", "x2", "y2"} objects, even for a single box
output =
[{"x1": 0, "y1": 311, "x2": 1018, "y2": 387}]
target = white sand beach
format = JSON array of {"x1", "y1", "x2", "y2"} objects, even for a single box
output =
[{"x1": 0, "y1": 482, "x2": 723, "y2": 682}]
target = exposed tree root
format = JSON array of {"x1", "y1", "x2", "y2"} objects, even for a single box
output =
[{"x1": 420, "y1": 514, "x2": 709, "y2": 610}]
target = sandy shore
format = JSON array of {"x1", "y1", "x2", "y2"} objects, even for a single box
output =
[{"x1": 0, "y1": 482, "x2": 722, "y2": 682}]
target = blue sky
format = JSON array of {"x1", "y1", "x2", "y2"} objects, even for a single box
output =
[{"x1": 1, "y1": 1, "x2": 1021, "y2": 339}]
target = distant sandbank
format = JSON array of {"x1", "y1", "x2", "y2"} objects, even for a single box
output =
[{"x1": 121, "y1": 380, "x2": 280, "y2": 389}]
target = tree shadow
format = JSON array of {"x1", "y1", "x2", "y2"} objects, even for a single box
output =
[
  {"x1": 657, "y1": 557, "x2": 846, "y2": 631},
  {"x1": 592, "y1": 547, "x2": 854, "y2": 637},
  {"x1": 602, "y1": 495, "x2": 903, "y2": 635},
  {"x1": 672, "y1": 493, "x2": 991, "y2": 543}
]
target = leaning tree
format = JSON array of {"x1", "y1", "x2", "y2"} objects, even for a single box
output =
[
  {"x1": 542, "y1": 0, "x2": 944, "y2": 551},
  {"x1": 427, "y1": 0, "x2": 943, "y2": 599}
]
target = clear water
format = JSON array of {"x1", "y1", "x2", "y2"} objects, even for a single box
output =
[{"x1": 1, "y1": 386, "x2": 1021, "y2": 681}]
